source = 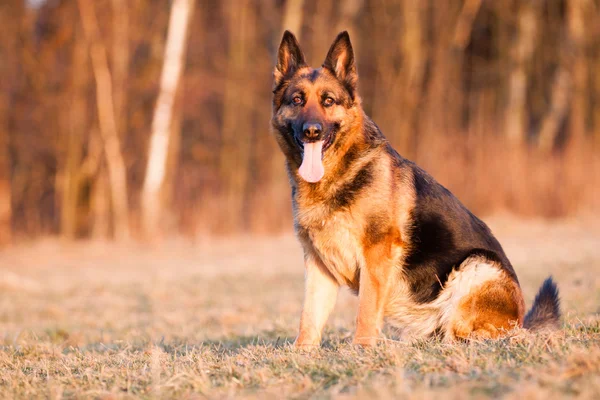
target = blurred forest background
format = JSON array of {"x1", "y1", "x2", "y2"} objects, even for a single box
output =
[{"x1": 0, "y1": 0, "x2": 599, "y2": 244}]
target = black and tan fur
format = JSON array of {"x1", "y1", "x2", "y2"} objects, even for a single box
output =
[{"x1": 271, "y1": 31, "x2": 561, "y2": 347}]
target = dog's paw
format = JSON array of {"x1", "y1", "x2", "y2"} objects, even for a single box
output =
[
  {"x1": 352, "y1": 335, "x2": 377, "y2": 347},
  {"x1": 294, "y1": 337, "x2": 321, "y2": 350}
]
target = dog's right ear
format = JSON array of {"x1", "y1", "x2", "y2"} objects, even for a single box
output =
[
  {"x1": 323, "y1": 31, "x2": 357, "y2": 99},
  {"x1": 274, "y1": 31, "x2": 306, "y2": 87}
]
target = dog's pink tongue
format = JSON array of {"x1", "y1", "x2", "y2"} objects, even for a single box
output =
[{"x1": 299, "y1": 141, "x2": 324, "y2": 183}]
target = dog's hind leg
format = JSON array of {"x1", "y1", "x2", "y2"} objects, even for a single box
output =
[
  {"x1": 444, "y1": 257, "x2": 526, "y2": 340},
  {"x1": 295, "y1": 255, "x2": 339, "y2": 348}
]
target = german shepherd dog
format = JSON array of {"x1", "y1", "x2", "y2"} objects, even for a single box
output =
[{"x1": 271, "y1": 31, "x2": 560, "y2": 347}]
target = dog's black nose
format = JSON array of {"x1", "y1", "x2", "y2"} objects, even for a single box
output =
[{"x1": 302, "y1": 122, "x2": 322, "y2": 140}]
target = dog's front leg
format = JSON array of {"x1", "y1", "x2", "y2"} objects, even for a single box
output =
[
  {"x1": 295, "y1": 255, "x2": 339, "y2": 348},
  {"x1": 354, "y1": 248, "x2": 395, "y2": 346}
]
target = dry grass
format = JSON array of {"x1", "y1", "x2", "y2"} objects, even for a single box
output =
[{"x1": 1, "y1": 216, "x2": 600, "y2": 399}]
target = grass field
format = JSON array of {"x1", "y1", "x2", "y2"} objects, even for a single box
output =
[{"x1": 1, "y1": 215, "x2": 600, "y2": 399}]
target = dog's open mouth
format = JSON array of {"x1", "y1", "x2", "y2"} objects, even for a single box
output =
[
  {"x1": 322, "y1": 130, "x2": 336, "y2": 151},
  {"x1": 295, "y1": 131, "x2": 336, "y2": 183},
  {"x1": 294, "y1": 131, "x2": 336, "y2": 153}
]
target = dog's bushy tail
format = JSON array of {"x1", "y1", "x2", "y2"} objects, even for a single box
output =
[{"x1": 523, "y1": 277, "x2": 561, "y2": 331}]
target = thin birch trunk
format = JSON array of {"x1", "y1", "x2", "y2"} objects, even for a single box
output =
[
  {"x1": 141, "y1": 0, "x2": 194, "y2": 237},
  {"x1": 77, "y1": 0, "x2": 130, "y2": 240}
]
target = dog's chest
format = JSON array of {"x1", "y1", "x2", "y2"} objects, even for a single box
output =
[{"x1": 299, "y1": 212, "x2": 363, "y2": 286}]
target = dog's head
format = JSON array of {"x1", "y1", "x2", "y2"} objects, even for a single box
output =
[{"x1": 271, "y1": 31, "x2": 361, "y2": 183}]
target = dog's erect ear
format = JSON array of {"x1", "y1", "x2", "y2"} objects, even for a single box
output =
[
  {"x1": 274, "y1": 31, "x2": 306, "y2": 87},
  {"x1": 323, "y1": 31, "x2": 357, "y2": 98}
]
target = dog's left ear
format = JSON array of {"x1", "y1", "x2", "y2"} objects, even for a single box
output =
[
  {"x1": 274, "y1": 31, "x2": 306, "y2": 88},
  {"x1": 323, "y1": 31, "x2": 357, "y2": 98}
]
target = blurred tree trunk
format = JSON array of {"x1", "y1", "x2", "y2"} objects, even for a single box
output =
[
  {"x1": 219, "y1": 0, "x2": 255, "y2": 232},
  {"x1": 86, "y1": 126, "x2": 109, "y2": 238},
  {"x1": 111, "y1": 0, "x2": 129, "y2": 137},
  {"x1": 0, "y1": 103, "x2": 10, "y2": 246},
  {"x1": 536, "y1": 1, "x2": 587, "y2": 152},
  {"x1": 369, "y1": 1, "x2": 402, "y2": 145},
  {"x1": 141, "y1": 0, "x2": 194, "y2": 237},
  {"x1": 596, "y1": 47, "x2": 600, "y2": 145},
  {"x1": 505, "y1": 0, "x2": 538, "y2": 145},
  {"x1": 421, "y1": 1, "x2": 467, "y2": 142},
  {"x1": 594, "y1": 2, "x2": 600, "y2": 145},
  {"x1": 59, "y1": 27, "x2": 88, "y2": 239},
  {"x1": 335, "y1": 0, "x2": 362, "y2": 33},
  {"x1": 537, "y1": 69, "x2": 571, "y2": 152},
  {"x1": 311, "y1": 1, "x2": 334, "y2": 63},
  {"x1": 282, "y1": 0, "x2": 304, "y2": 37},
  {"x1": 566, "y1": 0, "x2": 588, "y2": 146},
  {"x1": 77, "y1": 0, "x2": 130, "y2": 240},
  {"x1": 91, "y1": 163, "x2": 111, "y2": 238},
  {"x1": 595, "y1": 11, "x2": 600, "y2": 145},
  {"x1": 0, "y1": 0, "x2": 21, "y2": 245},
  {"x1": 398, "y1": 0, "x2": 426, "y2": 158}
]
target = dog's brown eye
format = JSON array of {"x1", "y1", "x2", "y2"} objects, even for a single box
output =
[
  {"x1": 292, "y1": 96, "x2": 302, "y2": 105},
  {"x1": 323, "y1": 97, "x2": 335, "y2": 107}
]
